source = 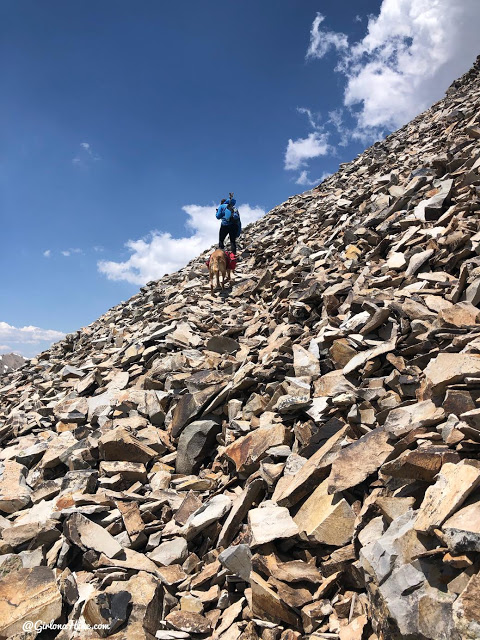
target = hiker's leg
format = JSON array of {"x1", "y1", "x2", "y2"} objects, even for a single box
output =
[
  {"x1": 228, "y1": 226, "x2": 237, "y2": 255},
  {"x1": 219, "y1": 226, "x2": 228, "y2": 250}
]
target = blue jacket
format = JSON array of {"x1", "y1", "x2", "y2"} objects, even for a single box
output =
[{"x1": 216, "y1": 203, "x2": 234, "y2": 226}]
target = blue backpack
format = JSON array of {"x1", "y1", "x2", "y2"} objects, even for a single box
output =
[{"x1": 232, "y1": 209, "x2": 242, "y2": 238}]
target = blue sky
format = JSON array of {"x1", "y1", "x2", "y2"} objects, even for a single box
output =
[{"x1": 2, "y1": 0, "x2": 479, "y2": 357}]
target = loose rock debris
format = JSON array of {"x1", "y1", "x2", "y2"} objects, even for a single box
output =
[{"x1": 2, "y1": 56, "x2": 480, "y2": 639}]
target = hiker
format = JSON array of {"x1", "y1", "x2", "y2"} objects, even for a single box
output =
[{"x1": 216, "y1": 194, "x2": 238, "y2": 256}]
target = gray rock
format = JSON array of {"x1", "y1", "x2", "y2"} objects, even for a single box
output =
[
  {"x1": 206, "y1": 335, "x2": 239, "y2": 354},
  {"x1": 175, "y1": 420, "x2": 220, "y2": 475},
  {"x1": 148, "y1": 537, "x2": 188, "y2": 566},
  {"x1": 218, "y1": 544, "x2": 252, "y2": 581},
  {"x1": 360, "y1": 510, "x2": 429, "y2": 584},
  {"x1": 182, "y1": 495, "x2": 232, "y2": 540}
]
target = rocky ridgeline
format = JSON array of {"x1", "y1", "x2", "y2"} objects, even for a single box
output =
[{"x1": 2, "y1": 57, "x2": 480, "y2": 640}]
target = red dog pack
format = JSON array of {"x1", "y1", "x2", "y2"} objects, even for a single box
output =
[
  {"x1": 225, "y1": 251, "x2": 237, "y2": 271},
  {"x1": 206, "y1": 251, "x2": 236, "y2": 270}
]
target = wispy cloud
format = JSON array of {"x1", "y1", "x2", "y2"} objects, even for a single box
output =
[
  {"x1": 61, "y1": 248, "x2": 82, "y2": 257},
  {"x1": 72, "y1": 141, "x2": 100, "y2": 166},
  {"x1": 43, "y1": 249, "x2": 51, "y2": 258},
  {"x1": 0, "y1": 345, "x2": 13, "y2": 354},
  {"x1": 98, "y1": 203, "x2": 265, "y2": 285},
  {"x1": 296, "y1": 107, "x2": 322, "y2": 131},
  {"x1": 296, "y1": 171, "x2": 317, "y2": 186},
  {"x1": 306, "y1": 13, "x2": 348, "y2": 60},
  {"x1": 295, "y1": 170, "x2": 331, "y2": 186}
]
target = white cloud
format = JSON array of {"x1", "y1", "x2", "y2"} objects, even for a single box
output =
[
  {"x1": 307, "y1": 1, "x2": 480, "y2": 136},
  {"x1": 43, "y1": 249, "x2": 51, "y2": 258},
  {"x1": 0, "y1": 345, "x2": 13, "y2": 354},
  {"x1": 296, "y1": 171, "x2": 319, "y2": 186},
  {"x1": 285, "y1": 110, "x2": 336, "y2": 181},
  {"x1": 306, "y1": 13, "x2": 349, "y2": 60},
  {"x1": 296, "y1": 170, "x2": 332, "y2": 186},
  {"x1": 284, "y1": 132, "x2": 330, "y2": 171},
  {"x1": 0, "y1": 322, "x2": 65, "y2": 345},
  {"x1": 61, "y1": 248, "x2": 82, "y2": 257},
  {"x1": 73, "y1": 141, "x2": 100, "y2": 166},
  {"x1": 98, "y1": 203, "x2": 266, "y2": 285}
]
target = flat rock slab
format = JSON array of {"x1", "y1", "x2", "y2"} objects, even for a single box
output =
[
  {"x1": 343, "y1": 324, "x2": 397, "y2": 375},
  {"x1": 182, "y1": 495, "x2": 232, "y2": 541},
  {"x1": 223, "y1": 424, "x2": 286, "y2": 473},
  {"x1": 64, "y1": 512, "x2": 124, "y2": 558},
  {"x1": 328, "y1": 428, "x2": 394, "y2": 494},
  {"x1": 248, "y1": 503, "x2": 299, "y2": 547},
  {"x1": 84, "y1": 590, "x2": 131, "y2": 636},
  {"x1": 415, "y1": 461, "x2": 480, "y2": 533},
  {"x1": 251, "y1": 571, "x2": 300, "y2": 627},
  {"x1": 360, "y1": 510, "x2": 429, "y2": 585},
  {"x1": 166, "y1": 610, "x2": 212, "y2": 634},
  {"x1": 442, "y1": 499, "x2": 480, "y2": 553},
  {"x1": 314, "y1": 371, "x2": 356, "y2": 397},
  {"x1": 218, "y1": 478, "x2": 265, "y2": 548},
  {"x1": 99, "y1": 427, "x2": 158, "y2": 463},
  {"x1": 383, "y1": 400, "x2": 445, "y2": 438},
  {"x1": 148, "y1": 537, "x2": 188, "y2": 567},
  {"x1": 0, "y1": 566, "x2": 62, "y2": 638},
  {"x1": 294, "y1": 478, "x2": 355, "y2": 546},
  {"x1": 0, "y1": 460, "x2": 31, "y2": 514},
  {"x1": 380, "y1": 448, "x2": 459, "y2": 482},
  {"x1": 273, "y1": 427, "x2": 349, "y2": 507},
  {"x1": 423, "y1": 353, "x2": 480, "y2": 397},
  {"x1": 206, "y1": 335, "x2": 239, "y2": 354},
  {"x1": 437, "y1": 301, "x2": 480, "y2": 327},
  {"x1": 453, "y1": 572, "x2": 480, "y2": 639},
  {"x1": 219, "y1": 544, "x2": 252, "y2": 581}
]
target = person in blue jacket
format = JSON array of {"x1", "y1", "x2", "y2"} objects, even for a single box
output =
[{"x1": 216, "y1": 192, "x2": 237, "y2": 255}]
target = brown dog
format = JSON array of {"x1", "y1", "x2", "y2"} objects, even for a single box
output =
[{"x1": 209, "y1": 249, "x2": 231, "y2": 294}]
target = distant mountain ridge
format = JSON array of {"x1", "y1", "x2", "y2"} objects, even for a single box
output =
[{"x1": 0, "y1": 352, "x2": 27, "y2": 376}]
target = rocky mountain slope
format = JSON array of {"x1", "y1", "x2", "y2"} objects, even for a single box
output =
[
  {"x1": 2, "y1": 56, "x2": 480, "y2": 640},
  {"x1": 0, "y1": 352, "x2": 27, "y2": 377}
]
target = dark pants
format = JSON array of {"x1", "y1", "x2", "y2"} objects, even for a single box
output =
[{"x1": 219, "y1": 224, "x2": 237, "y2": 254}]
